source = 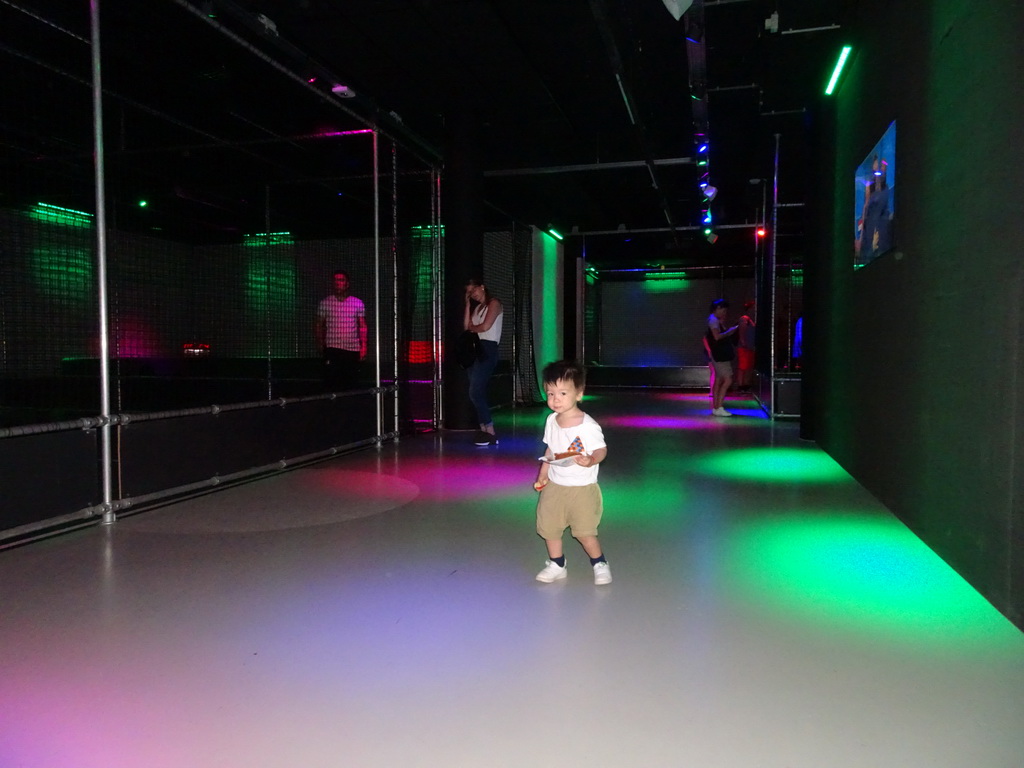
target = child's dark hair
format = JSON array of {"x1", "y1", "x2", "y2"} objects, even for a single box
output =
[
  {"x1": 709, "y1": 298, "x2": 730, "y2": 312},
  {"x1": 542, "y1": 360, "x2": 586, "y2": 390}
]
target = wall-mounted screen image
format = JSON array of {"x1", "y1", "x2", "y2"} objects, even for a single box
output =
[{"x1": 854, "y1": 120, "x2": 896, "y2": 268}]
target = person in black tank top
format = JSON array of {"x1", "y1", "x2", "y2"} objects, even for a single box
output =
[{"x1": 706, "y1": 299, "x2": 738, "y2": 416}]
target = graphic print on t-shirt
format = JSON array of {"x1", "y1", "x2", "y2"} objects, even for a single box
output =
[{"x1": 566, "y1": 435, "x2": 584, "y2": 454}]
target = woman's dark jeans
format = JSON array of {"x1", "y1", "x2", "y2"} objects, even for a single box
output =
[{"x1": 468, "y1": 339, "x2": 499, "y2": 425}]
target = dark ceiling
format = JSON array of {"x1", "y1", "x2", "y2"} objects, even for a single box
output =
[{"x1": 1, "y1": 0, "x2": 847, "y2": 269}]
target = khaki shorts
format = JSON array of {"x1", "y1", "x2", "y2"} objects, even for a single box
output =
[
  {"x1": 536, "y1": 482, "x2": 603, "y2": 540},
  {"x1": 712, "y1": 359, "x2": 734, "y2": 378}
]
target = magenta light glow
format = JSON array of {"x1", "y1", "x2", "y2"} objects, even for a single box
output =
[
  {"x1": 310, "y1": 129, "x2": 374, "y2": 138},
  {"x1": 653, "y1": 392, "x2": 713, "y2": 403},
  {"x1": 393, "y1": 456, "x2": 534, "y2": 500},
  {"x1": 114, "y1": 316, "x2": 162, "y2": 357}
]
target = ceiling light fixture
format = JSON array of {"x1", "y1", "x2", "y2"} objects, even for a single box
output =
[
  {"x1": 661, "y1": 0, "x2": 694, "y2": 21},
  {"x1": 331, "y1": 84, "x2": 356, "y2": 98}
]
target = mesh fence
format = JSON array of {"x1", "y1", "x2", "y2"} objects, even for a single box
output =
[
  {"x1": 0, "y1": 1, "x2": 447, "y2": 430},
  {"x1": 482, "y1": 223, "x2": 537, "y2": 405}
]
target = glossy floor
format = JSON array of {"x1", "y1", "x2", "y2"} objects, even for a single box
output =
[{"x1": 2, "y1": 392, "x2": 1022, "y2": 768}]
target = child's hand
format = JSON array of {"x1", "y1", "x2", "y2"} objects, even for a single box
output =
[
  {"x1": 573, "y1": 453, "x2": 593, "y2": 467},
  {"x1": 533, "y1": 479, "x2": 548, "y2": 492}
]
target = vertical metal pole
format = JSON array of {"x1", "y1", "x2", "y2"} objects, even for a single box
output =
[
  {"x1": 91, "y1": 0, "x2": 114, "y2": 525},
  {"x1": 430, "y1": 168, "x2": 438, "y2": 428},
  {"x1": 391, "y1": 141, "x2": 399, "y2": 436},
  {"x1": 760, "y1": 177, "x2": 767, "y2": 307},
  {"x1": 509, "y1": 222, "x2": 517, "y2": 402},
  {"x1": 373, "y1": 131, "x2": 382, "y2": 439},
  {"x1": 769, "y1": 133, "x2": 781, "y2": 416},
  {"x1": 264, "y1": 184, "x2": 273, "y2": 399},
  {"x1": 434, "y1": 168, "x2": 444, "y2": 430},
  {"x1": 575, "y1": 248, "x2": 584, "y2": 360},
  {"x1": 579, "y1": 237, "x2": 586, "y2": 366}
]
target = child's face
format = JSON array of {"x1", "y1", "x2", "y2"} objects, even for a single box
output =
[{"x1": 544, "y1": 378, "x2": 583, "y2": 414}]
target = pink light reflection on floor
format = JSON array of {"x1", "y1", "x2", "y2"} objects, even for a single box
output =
[
  {"x1": 388, "y1": 455, "x2": 534, "y2": 499},
  {"x1": 653, "y1": 392, "x2": 712, "y2": 403}
]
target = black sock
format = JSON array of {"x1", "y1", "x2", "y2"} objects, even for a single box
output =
[
  {"x1": 590, "y1": 555, "x2": 607, "y2": 566},
  {"x1": 551, "y1": 555, "x2": 566, "y2": 568}
]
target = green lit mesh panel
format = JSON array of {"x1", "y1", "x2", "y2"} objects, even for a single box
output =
[{"x1": 483, "y1": 224, "x2": 536, "y2": 404}]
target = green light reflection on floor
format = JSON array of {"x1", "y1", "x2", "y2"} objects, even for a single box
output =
[
  {"x1": 694, "y1": 447, "x2": 850, "y2": 483},
  {"x1": 480, "y1": 481, "x2": 690, "y2": 529},
  {"x1": 601, "y1": 481, "x2": 690, "y2": 527},
  {"x1": 728, "y1": 513, "x2": 1018, "y2": 650}
]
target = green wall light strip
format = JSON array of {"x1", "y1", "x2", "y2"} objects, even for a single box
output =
[
  {"x1": 30, "y1": 202, "x2": 94, "y2": 228},
  {"x1": 825, "y1": 46, "x2": 853, "y2": 95},
  {"x1": 242, "y1": 231, "x2": 293, "y2": 246},
  {"x1": 643, "y1": 271, "x2": 688, "y2": 279}
]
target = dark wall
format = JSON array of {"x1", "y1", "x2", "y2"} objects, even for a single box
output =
[
  {"x1": 813, "y1": 0, "x2": 1024, "y2": 627},
  {"x1": 598, "y1": 277, "x2": 756, "y2": 367},
  {"x1": 0, "y1": 429, "x2": 99, "y2": 531}
]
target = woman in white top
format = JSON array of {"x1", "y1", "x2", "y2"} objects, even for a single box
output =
[{"x1": 463, "y1": 276, "x2": 503, "y2": 445}]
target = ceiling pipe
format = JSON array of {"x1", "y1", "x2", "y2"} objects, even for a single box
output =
[
  {"x1": 485, "y1": 0, "x2": 585, "y2": 140},
  {"x1": 572, "y1": 222, "x2": 762, "y2": 236},
  {"x1": 172, "y1": 0, "x2": 441, "y2": 164},
  {"x1": 587, "y1": 0, "x2": 683, "y2": 245},
  {"x1": 0, "y1": 36, "x2": 315, "y2": 179},
  {"x1": 485, "y1": 157, "x2": 693, "y2": 177}
]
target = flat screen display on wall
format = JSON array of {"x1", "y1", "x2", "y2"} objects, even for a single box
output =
[{"x1": 854, "y1": 120, "x2": 896, "y2": 269}]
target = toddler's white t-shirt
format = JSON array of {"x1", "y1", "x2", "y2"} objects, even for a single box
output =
[{"x1": 543, "y1": 411, "x2": 606, "y2": 487}]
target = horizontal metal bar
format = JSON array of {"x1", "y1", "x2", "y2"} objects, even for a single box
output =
[
  {"x1": 0, "y1": 417, "x2": 106, "y2": 438},
  {"x1": 0, "y1": 434, "x2": 388, "y2": 544},
  {"x1": 484, "y1": 157, "x2": 692, "y2": 177},
  {"x1": 0, "y1": 508, "x2": 99, "y2": 547},
  {"x1": 0, "y1": 386, "x2": 397, "y2": 437},
  {"x1": 113, "y1": 436, "x2": 383, "y2": 513},
  {"x1": 597, "y1": 264, "x2": 755, "y2": 274},
  {"x1": 708, "y1": 83, "x2": 759, "y2": 93},
  {"x1": 780, "y1": 24, "x2": 841, "y2": 35},
  {"x1": 574, "y1": 222, "x2": 762, "y2": 236}
]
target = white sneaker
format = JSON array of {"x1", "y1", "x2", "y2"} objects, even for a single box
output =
[
  {"x1": 535, "y1": 560, "x2": 567, "y2": 582},
  {"x1": 713, "y1": 407, "x2": 733, "y2": 417},
  {"x1": 593, "y1": 562, "x2": 612, "y2": 585}
]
